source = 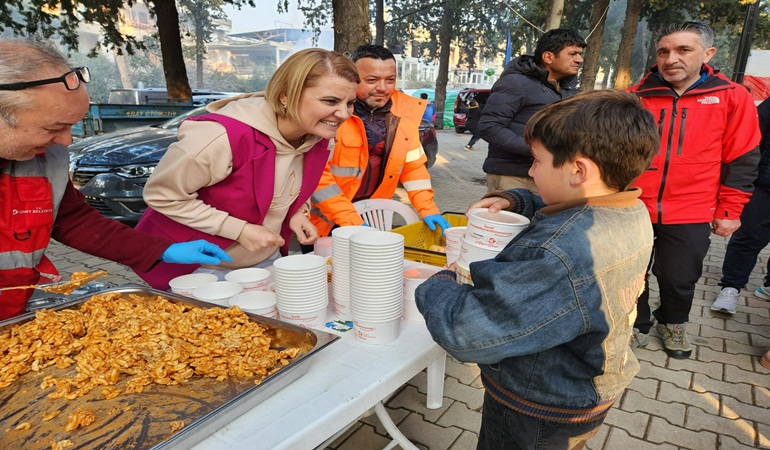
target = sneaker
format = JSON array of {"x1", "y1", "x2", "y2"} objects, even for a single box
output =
[
  {"x1": 630, "y1": 328, "x2": 649, "y2": 348},
  {"x1": 755, "y1": 285, "x2": 770, "y2": 301},
  {"x1": 464, "y1": 145, "x2": 473, "y2": 151},
  {"x1": 761, "y1": 350, "x2": 770, "y2": 370},
  {"x1": 656, "y1": 323, "x2": 692, "y2": 359},
  {"x1": 711, "y1": 287, "x2": 739, "y2": 314}
]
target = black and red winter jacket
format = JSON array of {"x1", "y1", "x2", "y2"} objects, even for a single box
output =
[{"x1": 628, "y1": 64, "x2": 761, "y2": 224}]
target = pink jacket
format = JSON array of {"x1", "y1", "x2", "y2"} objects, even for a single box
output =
[{"x1": 134, "y1": 114, "x2": 330, "y2": 289}]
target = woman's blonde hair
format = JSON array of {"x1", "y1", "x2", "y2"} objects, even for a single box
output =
[{"x1": 265, "y1": 48, "x2": 359, "y2": 122}]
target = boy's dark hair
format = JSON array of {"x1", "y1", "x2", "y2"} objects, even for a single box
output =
[
  {"x1": 533, "y1": 29, "x2": 586, "y2": 65},
  {"x1": 350, "y1": 44, "x2": 396, "y2": 63},
  {"x1": 656, "y1": 21, "x2": 714, "y2": 48},
  {"x1": 524, "y1": 89, "x2": 658, "y2": 191},
  {"x1": 420, "y1": 93, "x2": 429, "y2": 99}
]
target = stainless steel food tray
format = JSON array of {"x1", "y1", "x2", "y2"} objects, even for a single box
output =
[{"x1": 0, "y1": 285, "x2": 339, "y2": 450}]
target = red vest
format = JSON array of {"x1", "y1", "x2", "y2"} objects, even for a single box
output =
[
  {"x1": 0, "y1": 147, "x2": 70, "y2": 319},
  {"x1": 134, "y1": 114, "x2": 330, "y2": 290}
]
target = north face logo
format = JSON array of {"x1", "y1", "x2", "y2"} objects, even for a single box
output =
[{"x1": 697, "y1": 96, "x2": 720, "y2": 105}]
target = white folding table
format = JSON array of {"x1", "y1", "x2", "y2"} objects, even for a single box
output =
[{"x1": 189, "y1": 317, "x2": 447, "y2": 450}]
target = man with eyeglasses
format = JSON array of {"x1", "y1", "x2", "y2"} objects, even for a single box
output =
[{"x1": 0, "y1": 39, "x2": 232, "y2": 320}]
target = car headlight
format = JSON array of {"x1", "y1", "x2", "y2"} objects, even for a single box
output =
[{"x1": 116, "y1": 164, "x2": 156, "y2": 178}]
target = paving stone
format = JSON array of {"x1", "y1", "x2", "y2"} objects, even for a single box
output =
[
  {"x1": 436, "y1": 400, "x2": 481, "y2": 432},
  {"x1": 646, "y1": 415, "x2": 718, "y2": 448},
  {"x1": 657, "y1": 381, "x2": 718, "y2": 414},
  {"x1": 447, "y1": 430, "x2": 478, "y2": 450},
  {"x1": 444, "y1": 357, "x2": 480, "y2": 385},
  {"x1": 408, "y1": 369, "x2": 429, "y2": 394},
  {"x1": 685, "y1": 405, "x2": 756, "y2": 446},
  {"x1": 667, "y1": 357, "x2": 722, "y2": 380},
  {"x1": 722, "y1": 395, "x2": 770, "y2": 425},
  {"x1": 725, "y1": 363, "x2": 770, "y2": 387},
  {"x1": 697, "y1": 346, "x2": 753, "y2": 370},
  {"x1": 395, "y1": 412, "x2": 463, "y2": 450},
  {"x1": 717, "y1": 434, "x2": 766, "y2": 450},
  {"x1": 725, "y1": 339, "x2": 767, "y2": 357},
  {"x1": 726, "y1": 317, "x2": 770, "y2": 335},
  {"x1": 758, "y1": 422, "x2": 770, "y2": 448},
  {"x1": 690, "y1": 334, "x2": 726, "y2": 353},
  {"x1": 756, "y1": 385, "x2": 770, "y2": 408},
  {"x1": 387, "y1": 385, "x2": 451, "y2": 422},
  {"x1": 635, "y1": 360, "x2": 691, "y2": 389},
  {"x1": 691, "y1": 373, "x2": 753, "y2": 405},
  {"x1": 603, "y1": 427, "x2": 677, "y2": 450},
  {"x1": 583, "y1": 423, "x2": 609, "y2": 450},
  {"x1": 442, "y1": 376, "x2": 484, "y2": 410},
  {"x1": 700, "y1": 324, "x2": 751, "y2": 345},
  {"x1": 334, "y1": 422, "x2": 396, "y2": 450},
  {"x1": 625, "y1": 375, "x2": 658, "y2": 399},
  {"x1": 631, "y1": 345, "x2": 668, "y2": 366},
  {"x1": 602, "y1": 408, "x2": 649, "y2": 438},
  {"x1": 361, "y1": 405, "x2": 410, "y2": 436},
  {"x1": 619, "y1": 390, "x2": 686, "y2": 427}
]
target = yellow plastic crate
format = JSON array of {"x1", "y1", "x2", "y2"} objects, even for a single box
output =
[{"x1": 391, "y1": 212, "x2": 467, "y2": 267}]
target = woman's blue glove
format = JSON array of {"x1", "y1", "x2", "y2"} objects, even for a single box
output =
[
  {"x1": 423, "y1": 214, "x2": 451, "y2": 233},
  {"x1": 161, "y1": 240, "x2": 233, "y2": 265}
]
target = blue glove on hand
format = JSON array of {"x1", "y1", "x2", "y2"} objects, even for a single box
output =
[
  {"x1": 161, "y1": 240, "x2": 233, "y2": 265},
  {"x1": 423, "y1": 214, "x2": 451, "y2": 233}
]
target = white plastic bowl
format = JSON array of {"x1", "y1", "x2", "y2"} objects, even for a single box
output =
[
  {"x1": 225, "y1": 268, "x2": 272, "y2": 291},
  {"x1": 228, "y1": 291, "x2": 278, "y2": 318},
  {"x1": 466, "y1": 208, "x2": 529, "y2": 250},
  {"x1": 192, "y1": 281, "x2": 243, "y2": 306},
  {"x1": 168, "y1": 273, "x2": 219, "y2": 297}
]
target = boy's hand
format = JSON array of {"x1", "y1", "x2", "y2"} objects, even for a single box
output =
[{"x1": 468, "y1": 197, "x2": 511, "y2": 213}]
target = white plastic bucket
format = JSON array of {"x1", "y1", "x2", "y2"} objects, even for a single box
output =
[
  {"x1": 466, "y1": 208, "x2": 529, "y2": 250},
  {"x1": 458, "y1": 235, "x2": 500, "y2": 267},
  {"x1": 353, "y1": 318, "x2": 401, "y2": 345}
]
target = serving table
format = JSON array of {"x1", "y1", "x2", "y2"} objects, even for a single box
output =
[{"x1": 188, "y1": 315, "x2": 446, "y2": 450}]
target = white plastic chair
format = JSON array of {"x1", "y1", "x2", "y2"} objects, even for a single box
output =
[{"x1": 353, "y1": 199, "x2": 420, "y2": 231}]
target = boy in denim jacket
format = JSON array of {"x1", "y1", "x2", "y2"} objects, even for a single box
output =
[{"x1": 416, "y1": 90, "x2": 659, "y2": 450}]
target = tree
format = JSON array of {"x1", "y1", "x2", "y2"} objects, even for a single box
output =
[
  {"x1": 545, "y1": 0, "x2": 564, "y2": 30},
  {"x1": 580, "y1": 0, "x2": 610, "y2": 91},
  {"x1": 0, "y1": 0, "x2": 257, "y2": 101},
  {"x1": 613, "y1": 0, "x2": 643, "y2": 89},
  {"x1": 279, "y1": 0, "x2": 372, "y2": 51},
  {"x1": 179, "y1": 0, "x2": 227, "y2": 89}
]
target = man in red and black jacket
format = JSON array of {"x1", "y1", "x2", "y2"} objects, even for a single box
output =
[
  {"x1": 628, "y1": 22, "x2": 761, "y2": 359},
  {"x1": 0, "y1": 39, "x2": 231, "y2": 320}
]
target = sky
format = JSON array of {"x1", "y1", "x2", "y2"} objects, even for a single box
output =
[{"x1": 222, "y1": 3, "x2": 307, "y2": 34}]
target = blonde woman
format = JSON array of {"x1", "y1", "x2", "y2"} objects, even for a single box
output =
[{"x1": 134, "y1": 49, "x2": 359, "y2": 289}]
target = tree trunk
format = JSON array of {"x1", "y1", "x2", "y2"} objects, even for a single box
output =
[
  {"x1": 115, "y1": 49, "x2": 133, "y2": 88},
  {"x1": 195, "y1": 23, "x2": 205, "y2": 89},
  {"x1": 433, "y1": 3, "x2": 455, "y2": 130},
  {"x1": 153, "y1": 0, "x2": 192, "y2": 101},
  {"x1": 580, "y1": 0, "x2": 610, "y2": 92},
  {"x1": 332, "y1": 0, "x2": 371, "y2": 53},
  {"x1": 545, "y1": 0, "x2": 564, "y2": 31},
  {"x1": 612, "y1": 0, "x2": 643, "y2": 90},
  {"x1": 375, "y1": 0, "x2": 385, "y2": 46}
]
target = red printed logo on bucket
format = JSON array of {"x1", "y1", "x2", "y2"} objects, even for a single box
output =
[{"x1": 466, "y1": 208, "x2": 529, "y2": 250}]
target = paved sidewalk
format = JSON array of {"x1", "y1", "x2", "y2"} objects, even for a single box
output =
[{"x1": 45, "y1": 129, "x2": 770, "y2": 449}]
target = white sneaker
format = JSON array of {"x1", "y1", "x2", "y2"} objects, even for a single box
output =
[
  {"x1": 711, "y1": 287, "x2": 739, "y2": 314},
  {"x1": 755, "y1": 285, "x2": 770, "y2": 301}
]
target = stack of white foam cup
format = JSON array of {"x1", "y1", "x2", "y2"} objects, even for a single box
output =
[
  {"x1": 272, "y1": 254, "x2": 328, "y2": 329},
  {"x1": 330, "y1": 226, "x2": 371, "y2": 321},
  {"x1": 348, "y1": 230, "x2": 405, "y2": 344}
]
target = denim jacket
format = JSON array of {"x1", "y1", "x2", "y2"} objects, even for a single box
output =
[{"x1": 416, "y1": 188, "x2": 653, "y2": 423}]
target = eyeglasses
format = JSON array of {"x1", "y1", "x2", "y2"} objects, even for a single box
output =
[{"x1": 0, "y1": 67, "x2": 91, "y2": 91}]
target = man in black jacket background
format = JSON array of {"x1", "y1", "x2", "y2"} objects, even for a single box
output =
[{"x1": 478, "y1": 29, "x2": 585, "y2": 193}]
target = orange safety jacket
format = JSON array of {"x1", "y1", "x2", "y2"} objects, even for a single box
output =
[{"x1": 310, "y1": 91, "x2": 440, "y2": 237}]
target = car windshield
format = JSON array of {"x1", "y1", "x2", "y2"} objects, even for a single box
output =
[{"x1": 157, "y1": 106, "x2": 209, "y2": 129}]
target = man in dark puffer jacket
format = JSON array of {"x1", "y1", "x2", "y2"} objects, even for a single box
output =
[{"x1": 478, "y1": 29, "x2": 585, "y2": 194}]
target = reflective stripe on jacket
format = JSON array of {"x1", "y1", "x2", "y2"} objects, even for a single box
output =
[
  {"x1": 629, "y1": 65, "x2": 761, "y2": 224},
  {"x1": 0, "y1": 147, "x2": 69, "y2": 318},
  {"x1": 310, "y1": 91, "x2": 439, "y2": 236}
]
